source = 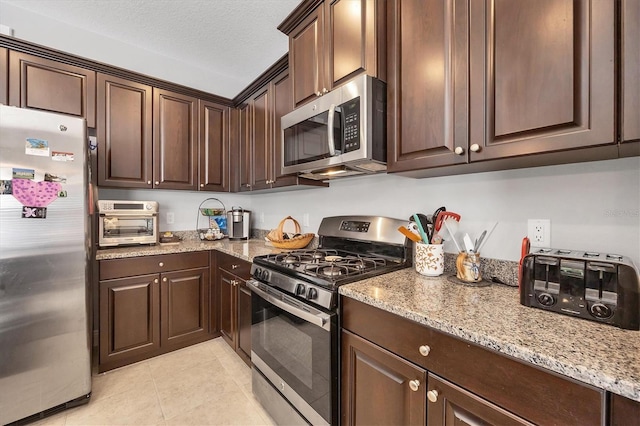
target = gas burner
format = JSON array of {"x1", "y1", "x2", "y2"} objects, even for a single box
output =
[
  {"x1": 325, "y1": 255, "x2": 343, "y2": 262},
  {"x1": 322, "y1": 265, "x2": 345, "y2": 277},
  {"x1": 311, "y1": 252, "x2": 325, "y2": 261},
  {"x1": 283, "y1": 255, "x2": 299, "y2": 264}
]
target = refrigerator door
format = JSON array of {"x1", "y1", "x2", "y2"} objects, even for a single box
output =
[{"x1": 0, "y1": 105, "x2": 91, "y2": 424}]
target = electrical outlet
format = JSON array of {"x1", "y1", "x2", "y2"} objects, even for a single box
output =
[
  {"x1": 527, "y1": 219, "x2": 550, "y2": 247},
  {"x1": 166, "y1": 212, "x2": 175, "y2": 224}
]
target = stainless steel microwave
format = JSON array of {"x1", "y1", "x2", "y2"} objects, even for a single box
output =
[
  {"x1": 281, "y1": 74, "x2": 387, "y2": 180},
  {"x1": 97, "y1": 200, "x2": 158, "y2": 247}
]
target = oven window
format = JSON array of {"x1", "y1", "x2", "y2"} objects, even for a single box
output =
[
  {"x1": 102, "y1": 217, "x2": 155, "y2": 238},
  {"x1": 252, "y1": 292, "x2": 336, "y2": 423}
]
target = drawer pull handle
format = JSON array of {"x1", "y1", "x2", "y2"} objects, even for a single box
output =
[
  {"x1": 409, "y1": 380, "x2": 420, "y2": 392},
  {"x1": 427, "y1": 390, "x2": 439, "y2": 403},
  {"x1": 159, "y1": 262, "x2": 164, "y2": 267},
  {"x1": 419, "y1": 345, "x2": 431, "y2": 357}
]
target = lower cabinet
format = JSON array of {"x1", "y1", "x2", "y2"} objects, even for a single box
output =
[
  {"x1": 98, "y1": 252, "x2": 211, "y2": 372},
  {"x1": 217, "y1": 252, "x2": 252, "y2": 366},
  {"x1": 341, "y1": 297, "x2": 605, "y2": 426}
]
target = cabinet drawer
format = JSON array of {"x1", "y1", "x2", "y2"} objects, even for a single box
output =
[
  {"x1": 100, "y1": 252, "x2": 209, "y2": 280},
  {"x1": 217, "y1": 252, "x2": 251, "y2": 279},
  {"x1": 342, "y1": 297, "x2": 604, "y2": 426}
]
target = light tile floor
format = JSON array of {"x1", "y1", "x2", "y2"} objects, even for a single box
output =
[{"x1": 30, "y1": 338, "x2": 275, "y2": 426}]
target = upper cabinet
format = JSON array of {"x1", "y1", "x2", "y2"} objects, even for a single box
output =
[
  {"x1": 280, "y1": 0, "x2": 386, "y2": 108},
  {"x1": 0, "y1": 47, "x2": 7, "y2": 105},
  {"x1": 97, "y1": 73, "x2": 153, "y2": 188},
  {"x1": 8, "y1": 51, "x2": 96, "y2": 127},
  {"x1": 387, "y1": 0, "x2": 617, "y2": 174},
  {"x1": 199, "y1": 100, "x2": 230, "y2": 192},
  {"x1": 620, "y1": 0, "x2": 640, "y2": 156},
  {"x1": 153, "y1": 89, "x2": 198, "y2": 191}
]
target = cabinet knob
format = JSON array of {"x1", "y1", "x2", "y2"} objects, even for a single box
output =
[
  {"x1": 322, "y1": 88, "x2": 328, "y2": 94},
  {"x1": 200, "y1": 183, "x2": 204, "y2": 188},
  {"x1": 158, "y1": 262, "x2": 164, "y2": 267},
  {"x1": 470, "y1": 144, "x2": 481, "y2": 152},
  {"x1": 316, "y1": 91, "x2": 322, "y2": 97},
  {"x1": 162, "y1": 277, "x2": 167, "y2": 282},
  {"x1": 232, "y1": 280, "x2": 238, "y2": 286},
  {"x1": 155, "y1": 181, "x2": 160, "y2": 185},
  {"x1": 454, "y1": 146, "x2": 465, "y2": 155},
  {"x1": 419, "y1": 345, "x2": 431, "y2": 357},
  {"x1": 154, "y1": 279, "x2": 158, "y2": 283},
  {"x1": 409, "y1": 379, "x2": 421, "y2": 392},
  {"x1": 147, "y1": 180, "x2": 152, "y2": 185},
  {"x1": 244, "y1": 184, "x2": 251, "y2": 188},
  {"x1": 427, "y1": 390, "x2": 439, "y2": 403},
  {"x1": 232, "y1": 264, "x2": 239, "y2": 270}
]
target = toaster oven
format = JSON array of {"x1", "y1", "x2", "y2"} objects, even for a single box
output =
[
  {"x1": 97, "y1": 200, "x2": 159, "y2": 247},
  {"x1": 520, "y1": 248, "x2": 640, "y2": 330}
]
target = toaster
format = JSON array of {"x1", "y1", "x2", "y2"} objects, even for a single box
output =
[{"x1": 520, "y1": 248, "x2": 640, "y2": 330}]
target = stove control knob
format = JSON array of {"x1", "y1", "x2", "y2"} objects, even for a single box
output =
[
  {"x1": 307, "y1": 287, "x2": 318, "y2": 300},
  {"x1": 537, "y1": 292, "x2": 555, "y2": 307},
  {"x1": 295, "y1": 283, "x2": 306, "y2": 296},
  {"x1": 590, "y1": 303, "x2": 613, "y2": 319},
  {"x1": 260, "y1": 269, "x2": 269, "y2": 281},
  {"x1": 253, "y1": 267, "x2": 262, "y2": 278}
]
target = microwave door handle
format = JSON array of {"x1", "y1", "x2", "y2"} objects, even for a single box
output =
[{"x1": 327, "y1": 104, "x2": 336, "y2": 156}]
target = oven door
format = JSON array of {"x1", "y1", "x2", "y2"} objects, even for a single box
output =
[
  {"x1": 98, "y1": 214, "x2": 157, "y2": 247},
  {"x1": 249, "y1": 279, "x2": 338, "y2": 426}
]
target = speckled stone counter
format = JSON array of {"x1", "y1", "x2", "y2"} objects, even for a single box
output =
[
  {"x1": 95, "y1": 238, "x2": 284, "y2": 262},
  {"x1": 339, "y1": 269, "x2": 640, "y2": 402}
]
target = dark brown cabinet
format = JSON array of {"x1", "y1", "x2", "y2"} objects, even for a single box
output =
[
  {"x1": 620, "y1": 0, "x2": 640, "y2": 156},
  {"x1": 281, "y1": 0, "x2": 386, "y2": 108},
  {"x1": 98, "y1": 252, "x2": 211, "y2": 372},
  {"x1": 388, "y1": 0, "x2": 617, "y2": 174},
  {"x1": 610, "y1": 393, "x2": 640, "y2": 426},
  {"x1": 8, "y1": 51, "x2": 96, "y2": 127},
  {"x1": 199, "y1": 100, "x2": 230, "y2": 191},
  {"x1": 97, "y1": 73, "x2": 153, "y2": 188},
  {"x1": 153, "y1": 88, "x2": 198, "y2": 190},
  {"x1": 341, "y1": 329, "x2": 426, "y2": 425},
  {"x1": 341, "y1": 297, "x2": 605, "y2": 426},
  {"x1": 0, "y1": 47, "x2": 7, "y2": 104},
  {"x1": 217, "y1": 252, "x2": 252, "y2": 366}
]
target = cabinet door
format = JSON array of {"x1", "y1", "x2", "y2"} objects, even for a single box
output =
[
  {"x1": 97, "y1": 73, "x2": 153, "y2": 188},
  {"x1": 238, "y1": 104, "x2": 253, "y2": 192},
  {"x1": 199, "y1": 100, "x2": 230, "y2": 191},
  {"x1": 610, "y1": 393, "x2": 640, "y2": 426},
  {"x1": 469, "y1": 0, "x2": 615, "y2": 161},
  {"x1": 0, "y1": 47, "x2": 7, "y2": 105},
  {"x1": 161, "y1": 267, "x2": 210, "y2": 350},
  {"x1": 99, "y1": 274, "x2": 160, "y2": 372},
  {"x1": 328, "y1": 0, "x2": 385, "y2": 88},
  {"x1": 620, "y1": 0, "x2": 640, "y2": 153},
  {"x1": 9, "y1": 51, "x2": 96, "y2": 127},
  {"x1": 251, "y1": 86, "x2": 271, "y2": 190},
  {"x1": 219, "y1": 269, "x2": 237, "y2": 348},
  {"x1": 272, "y1": 70, "x2": 297, "y2": 186},
  {"x1": 236, "y1": 279, "x2": 252, "y2": 366},
  {"x1": 290, "y1": 6, "x2": 326, "y2": 108},
  {"x1": 426, "y1": 374, "x2": 532, "y2": 425},
  {"x1": 387, "y1": 0, "x2": 469, "y2": 172},
  {"x1": 341, "y1": 330, "x2": 426, "y2": 426},
  {"x1": 153, "y1": 88, "x2": 198, "y2": 190}
]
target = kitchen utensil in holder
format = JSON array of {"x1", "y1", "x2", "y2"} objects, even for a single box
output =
[
  {"x1": 197, "y1": 198, "x2": 227, "y2": 240},
  {"x1": 266, "y1": 216, "x2": 314, "y2": 249}
]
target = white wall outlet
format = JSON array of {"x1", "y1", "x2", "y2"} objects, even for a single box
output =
[
  {"x1": 303, "y1": 213, "x2": 310, "y2": 227},
  {"x1": 166, "y1": 212, "x2": 175, "y2": 224},
  {"x1": 527, "y1": 219, "x2": 550, "y2": 247}
]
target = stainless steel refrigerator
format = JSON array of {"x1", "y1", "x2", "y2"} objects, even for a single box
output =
[{"x1": 0, "y1": 105, "x2": 91, "y2": 424}]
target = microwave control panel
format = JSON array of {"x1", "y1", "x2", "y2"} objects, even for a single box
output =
[{"x1": 342, "y1": 98, "x2": 360, "y2": 152}]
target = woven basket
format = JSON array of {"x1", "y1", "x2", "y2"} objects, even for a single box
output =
[{"x1": 266, "y1": 216, "x2": 314, "y2": 249}]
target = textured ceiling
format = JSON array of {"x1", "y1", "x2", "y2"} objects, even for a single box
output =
[{"x1": 1, "y1": 0, "x2": 302, "y2": 97}]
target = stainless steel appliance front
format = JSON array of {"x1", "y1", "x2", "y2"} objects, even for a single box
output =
[
  {"x1": 250, "y1": 279, "x2": 338, "y2": 426},
  {"x1": 281, "y1": 74, "x2": 387, "y2": 180},
  {"x1": 97, "y1": 200, "x2": 158, "y2": 247}
]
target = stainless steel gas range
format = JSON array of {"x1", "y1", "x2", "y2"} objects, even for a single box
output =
[{"x1": 249, "y1": 216, "x2": 412, "y2": 425}]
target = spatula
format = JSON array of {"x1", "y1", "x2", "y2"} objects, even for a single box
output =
[
  {"x1": 397, "y1": 226, "x2": 423, "y2": 243},
  {"x1": 434, "y1": 211, "x2": 461, "y2": 232}
]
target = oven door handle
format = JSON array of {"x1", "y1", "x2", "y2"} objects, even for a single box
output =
[{"x1": 248, "y1": 280, "x2": 331, "y2": 331}]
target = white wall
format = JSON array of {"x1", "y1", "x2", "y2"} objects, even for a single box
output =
[{"x1": 102, "y1": 157, "x2": 640, "y2": 266}]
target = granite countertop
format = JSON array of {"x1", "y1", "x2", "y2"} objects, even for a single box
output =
[
  {"x1": 339, "y1": 268, "x2": 640, "y2": 402},
  {"x1": 95, "y1": 238, "x2": 283, "y2": 262}
]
